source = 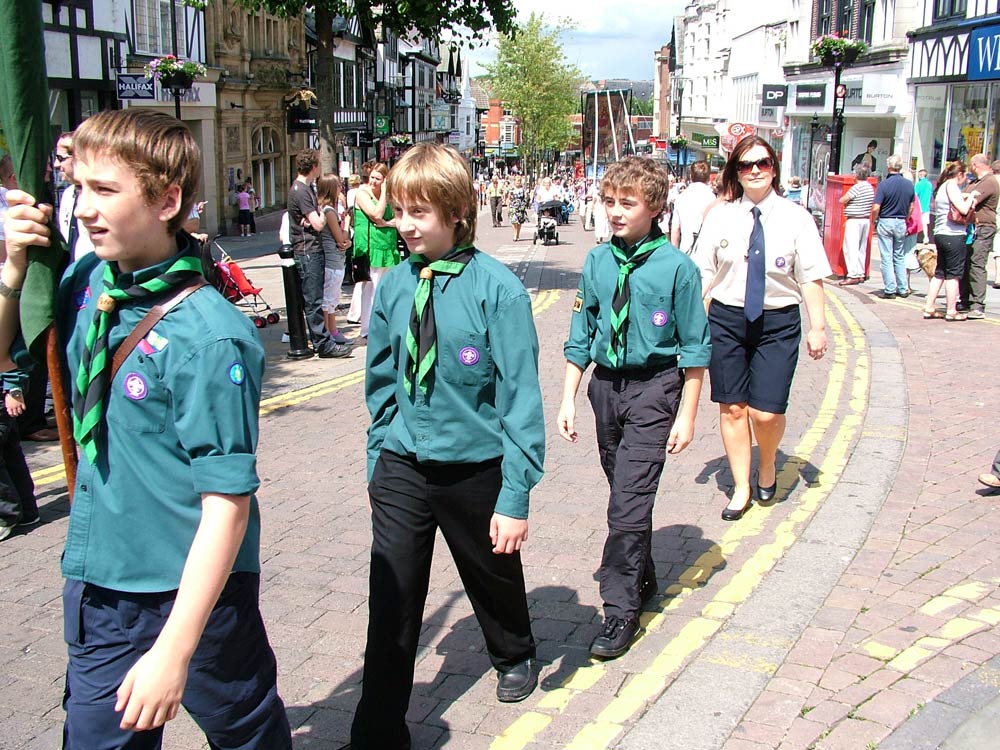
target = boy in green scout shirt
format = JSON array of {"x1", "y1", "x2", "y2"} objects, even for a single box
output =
[
  {"x1": 348, "y1": 143, "x2": 545, "y2": 750},
  {"x1": 0, "y1": 109, "x2": 291, "y2": 749},
  {"x1": 557, "y1": 157, "x2": 711, "y2": 660}
]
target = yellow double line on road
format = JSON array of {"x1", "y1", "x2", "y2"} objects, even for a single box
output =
[
  {"x1": 494, "y1": 291, "x2": 870, "y2": 750},
  {"x1": 29, "y1": 288, "x2": 562, "y2": 488}
]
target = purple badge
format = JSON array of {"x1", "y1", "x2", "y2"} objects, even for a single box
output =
[
  {"x1": 651, "y1": 310, "x2": 668, "y2": 327},
  {"x1": 775, "y1": 257, "x2": 787, "y2": 269},
  {"x1": 459, "y1": 346, "x2": 480, "y2": 366},
  {"x1": 123, "y1": 372, "x2": 148, "y2": 400},
  {"x1": 73, "y1": 287, "x2": 92, "y2": 310}
]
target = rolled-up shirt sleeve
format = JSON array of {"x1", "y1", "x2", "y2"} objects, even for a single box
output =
[
  {"x1": 172, "y1": 336, "x2": 265, "y2": 496},
  {"x1": 563, "y1": 254, "x2": 599, "y2": 370},
  {"x1": 672, "y1": 264, "x2": 712, "y2": 368}
]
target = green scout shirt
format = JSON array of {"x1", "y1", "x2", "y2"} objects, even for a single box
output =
[
  {"x1": 57, "y1": 241, "x2": 265, "y2": 592},
  {"x1": 564, "y1": 234, "x2": 712, "y2": 371},
  {"x1": 365, "y1": 248, "x2": 545, "y2": 519}
]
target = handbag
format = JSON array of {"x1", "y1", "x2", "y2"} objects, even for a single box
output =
[
  {"x1": 905, "y1": 198, "x2": 922, "y2": 236},
  {"x1": 948, "y1": 197, "x2": 974, "y2": 225}
]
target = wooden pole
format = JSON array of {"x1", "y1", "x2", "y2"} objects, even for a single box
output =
[{"x1": 46, "y1": 324, "x2": 76, "y2": 503}]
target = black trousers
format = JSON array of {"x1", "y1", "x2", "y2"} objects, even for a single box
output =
[
  {"x1": 0, "y1": 411, "x2": 35, "y2": 526},
  {"x1": 17, "y1": 363, "x2": 48, "y2": 436},
  {"x1": 588, "y1": 365, "x2": 683, "y2": 619},
  {"x1": 351, "y1": 451, "x2": 535, "y2": 750}
]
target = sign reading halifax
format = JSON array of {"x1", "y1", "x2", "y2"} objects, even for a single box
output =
[{"x1": 970, "y1": 24, "x2": 1000, "y2": 80}]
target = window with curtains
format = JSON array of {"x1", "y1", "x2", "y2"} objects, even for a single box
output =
[
  {"x1": 860, "y1": 0, "x2": 876, "y2": 43},
  {"x1": 838, "y1": 0, "x2": 855, "y2": 35},
  {"x1": 133, "y1": 0, "x2": 185, "y2": 56},
  {"x1": 817, "y1": 0, "x2": 833, "y2": 35}
]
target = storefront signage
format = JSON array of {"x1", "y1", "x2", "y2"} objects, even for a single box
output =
[
  {"x1": 375, "y1": 115, "x2": 390, "y2": 135},
  {"x1": 287, "y1": 107, "x2": 319, "y2": 133},
  {"x1": 449, "y1": 130, "x2": 461, "y2": 144},
  {"x1": 969, "y1": 24, "x2": 1000, "y2": 80},
  {"x1": 126, "y1": 81, "x2": 216, "y2": 108},
  {"x1": 116, "y1": 74, "x2": 154, "y2": 100},
  {"x1": 795, "y1": 83, "x2": 827, "y2": 107},
  {"x1": 759, "y1": 106, "x2": 778, "y2": 124},
  {"x1": 762, "y1": 84, "x2": 788, "y2": 107},
  {"x1": 692, "y1": 132, "x2": 719, "y2": 148},
  {"x1": 431, "y1": 105, "x2": 451, "y2": 132}
]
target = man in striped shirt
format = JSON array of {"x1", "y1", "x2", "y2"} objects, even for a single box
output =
[{"x1": 838, "y1": 165, "x2": 874, "y2": 285}]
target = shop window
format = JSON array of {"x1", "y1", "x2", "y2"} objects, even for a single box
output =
[
  {"x1": 933, "y1": 0, "x2": 967, "y2": 21},
  {"x1": 948, "y1": 84, "x2": 989, "y2": 164},
  {"x1": 912, "y1": 85, "x2": 948, "y2": 173},
  {"x1": 838, "y1": 0, "x2": 854, "y2": 36}
]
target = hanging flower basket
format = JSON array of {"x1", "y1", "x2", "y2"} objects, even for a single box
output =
[
  {"x1": 389, "y1": 134, "x2": 412, "y2": 147},
  {"x1": 668, "y1": 136, "x2": 688, "y2": 150},
  {"x1": 145, "y1": 55, "x2": 207, "y2": 90},
  {"x1": 810, "y1": 35, "x2": 867, "y2": 67}
]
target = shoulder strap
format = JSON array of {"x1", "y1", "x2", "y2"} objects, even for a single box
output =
[{"x1": 110, "y1": 278, "x2": 208, "y2": 384}]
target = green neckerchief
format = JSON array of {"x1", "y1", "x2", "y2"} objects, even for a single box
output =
[
  {"x1": 404, "y1": 246, "x2": 476, "y2": 396},
  {"x1": 607, "y1": 225, "x2": 668, "y2": 368},
  {"x1": 73, "y1": 247, "x2": 203, "y2": 463}
]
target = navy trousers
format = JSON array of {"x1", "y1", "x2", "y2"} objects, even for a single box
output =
[{"x1": 62, "y1": 573, "x2": 291, "y2": 750}]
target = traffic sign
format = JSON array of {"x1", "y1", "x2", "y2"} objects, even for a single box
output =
[{"x1": 116, "y1": 74, "x2": 154, "y2": 100}]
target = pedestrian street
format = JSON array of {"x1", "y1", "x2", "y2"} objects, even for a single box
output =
[{"x1": 2, "y1": 211, "x2": 1000, "y2": 750}]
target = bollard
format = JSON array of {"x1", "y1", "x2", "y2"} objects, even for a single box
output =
[{"x1": 277, "y1": 243, "x2": 314, "y2": 359}]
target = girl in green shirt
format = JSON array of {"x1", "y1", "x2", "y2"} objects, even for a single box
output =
[{"x1": 352, "y1": 163, "x2": 398, "y2": 337}]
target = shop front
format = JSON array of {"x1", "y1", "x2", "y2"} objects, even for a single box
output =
[
  {"x1": 782, "y1": 70, "x2": 908, "y2": 182},
  {"x1": 910, "y1": 16, "x2": 1000, "y2": 176}
]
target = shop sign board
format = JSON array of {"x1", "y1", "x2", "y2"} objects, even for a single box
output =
[
  {"x1": 969, "y1": 24, "x2": 1000, "y2": 80},
  {"x1": 375, "y1": 115, "x2": 391, "y2": 135},
  {"x1": 116, "y1": 74, "x2": 155, "y2": 100},
  {"x1": 692, "y1": 132, "x2": 720, "y2": 148},
  {"x1": 762, "y1": 84, "x2": 788, "y2": 107},
  {"x1": 795, "y1": 83, "x2": 826, "y2": 107}
]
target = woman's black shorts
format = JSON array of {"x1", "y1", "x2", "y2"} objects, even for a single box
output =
[
  {"x1": 933, "y1": 233, "x2": 968, "y2": 280},
  {"x1": 708, "y1": 301, "x2": 801, "y2": 415}
]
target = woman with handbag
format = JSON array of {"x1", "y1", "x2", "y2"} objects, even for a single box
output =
[
  {"x1": 350, "y1": 163, "x2": 398, "y2": 338},
  {"x1": 924, "y1": 161, "x2": 979, "y2": 321}
]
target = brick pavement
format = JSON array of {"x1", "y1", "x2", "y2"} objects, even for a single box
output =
[{"x1": 1, "y1": 206, "x2": 998, "y2": 749}]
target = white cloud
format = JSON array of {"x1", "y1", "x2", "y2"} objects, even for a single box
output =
[{"x1": 464, "y1": 0, "x2": 686, "y2": 80}]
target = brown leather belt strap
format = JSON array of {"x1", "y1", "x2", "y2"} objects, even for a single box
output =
[{"x1": 110, "y1": 278, "x2": 208, "y2": 384}]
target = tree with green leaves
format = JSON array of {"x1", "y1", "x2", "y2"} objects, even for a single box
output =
[
  {"x1": 221, "y1": 0, "x2": 517, "y2": 169},
  {"x1": 484, "y1": 14, "x2": 583, "y2": 175}
]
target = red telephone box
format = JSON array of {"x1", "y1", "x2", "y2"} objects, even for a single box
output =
[{"x1": 822, "y1": 174, "x2": 877, "y2": 278}]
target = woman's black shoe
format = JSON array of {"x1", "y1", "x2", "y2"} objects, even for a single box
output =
[
  {"x1": 756, "y1": 478, "x2": 777, "y2": 503},
  {"x1": 722, "y1": 490, "x2": 752, "y2": 521}
]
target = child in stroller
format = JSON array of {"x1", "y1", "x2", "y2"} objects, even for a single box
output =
[{"x1": 533, "y1": 200, "x2": 561, "y2": 246}]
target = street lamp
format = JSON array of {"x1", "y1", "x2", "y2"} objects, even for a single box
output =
[{"x1": 806, "y1": 112, "x2": 819, "y2": 208}]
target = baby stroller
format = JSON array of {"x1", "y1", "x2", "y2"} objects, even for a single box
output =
[
  {"x1": 207, "y1": 236, "x2": 280, "y2": 329},
  {"x1": 533, "y1": 201, "x2": 561, "y2": 246}
]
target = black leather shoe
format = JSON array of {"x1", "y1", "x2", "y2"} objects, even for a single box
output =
[
  {"x1": 496, "y1": 659, "x2": 537, "y2": 702},
  {"x1": 318, "y1": 341, "x2": 353, "y2": 358},
  {"x1": 756, "y1": 475, "x2": 777, "y2": 503},
  {"x1": 722, "y1": 491, "x2": 752, "y2": 521},
  {"x1": 590, "y1": 616, "x2": 642, "y2": 659}
]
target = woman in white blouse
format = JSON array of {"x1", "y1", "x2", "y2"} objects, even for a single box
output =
[{"x1": 694, "y1": 137, "x2": 831, "y2": 521}]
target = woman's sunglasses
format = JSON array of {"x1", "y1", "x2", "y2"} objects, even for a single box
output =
[{"x1": 736, "y1": 157, "x2": 774, "y2": 174}]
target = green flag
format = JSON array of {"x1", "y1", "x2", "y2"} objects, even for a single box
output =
[{"x1": 0, "y1": 0, "x2": 69, "y2": 363}]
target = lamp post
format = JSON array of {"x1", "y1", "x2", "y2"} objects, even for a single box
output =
[
  {"x1": 830, "y1": 61, "x2": 847, "y2": 174},
  {"x1": 806, "y1": 112, "x2": 819, "y2": 208}
]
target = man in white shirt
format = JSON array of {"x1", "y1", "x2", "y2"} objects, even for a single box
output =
[
  {"x1": 53, "y1": 132, "x2": 95, "y2": 261},
  {"x1": 670, "y1": 161, "x2": 716, "y2": 254}
]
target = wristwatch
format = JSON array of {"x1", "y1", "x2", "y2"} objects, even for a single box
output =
[{"x1": 7, "y1": 388, "x2": 23, "y2": 399}]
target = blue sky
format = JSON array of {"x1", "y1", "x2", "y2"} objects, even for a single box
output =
[{"x1": 464, "y1": 0, "x2": 688, "y2": 81}]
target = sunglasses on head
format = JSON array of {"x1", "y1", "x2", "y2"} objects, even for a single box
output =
[{"x1": 736, "y1": 157, "x2": 774, "y2": 174}]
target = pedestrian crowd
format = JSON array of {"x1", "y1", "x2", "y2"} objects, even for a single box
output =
[{"x1": 0, "y1": 107, "x2": 998, "y2": 749}]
